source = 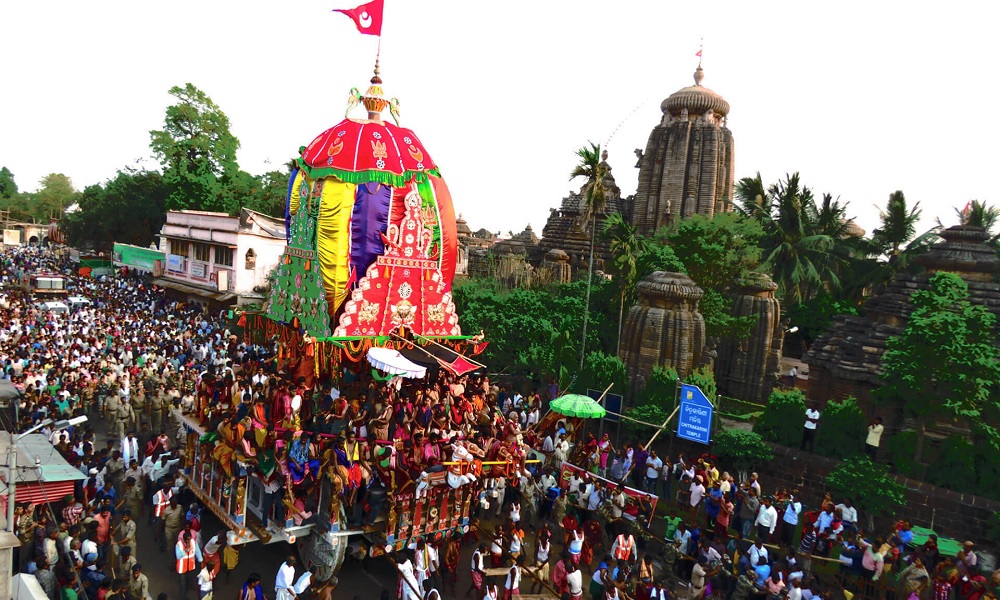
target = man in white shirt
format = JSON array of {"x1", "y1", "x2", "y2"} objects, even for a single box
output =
[
  {"x1": 866, "y1": 417, "x2": 884, "y2": 460},
  {"x1": 275, "y1": 556, "x2": 298, "y2": 600},
  {"x1": 645, "y1": 451, "x2": 663, "y2": 493},
  {"x1": 748, "y1": 538, "x2": 769, "y2": 567},
  {"x1": 835, "y1": 499, "x2": 858, "y2": 532},
  {"x1": 781, "y1": 494, "x2": 802, "y2": 546},
  {"x1": 802, "y1": 404, "x2": 820, "y2": 452},
  {"x1": 754, "y1": 497, "x2": 779, "y2": 542}
]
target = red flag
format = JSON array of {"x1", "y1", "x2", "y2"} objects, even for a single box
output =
[
  {"x1": 695, "y1": 49, "x2": 702, "y2": 58},
  {"x1": 334, "y1": 0, "x2": 384, "y2": 36}
]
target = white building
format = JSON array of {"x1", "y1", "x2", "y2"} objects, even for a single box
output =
[{"x1": 155, "y1": 208, "x2": 285, "y2": 306}]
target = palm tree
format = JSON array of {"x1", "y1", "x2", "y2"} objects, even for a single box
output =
[
  {"x1": 872, "y1": 191, "x2": 922, "y2": 257},
  {"x1": 602, "y1": 212, "x2": 648, "y2": 355},
  {"x1": 736, "y1": 173, "x2": 848, "y2": 306},
  {"x1": 957, "y1": 200, "x2": 1000, "y2": 231},
  {"x1": 842, "y1": 191, "x2": 936, "y2": 303},
  {"x1": 570, "y1": 142, "x2": 608, "y2": 372}
]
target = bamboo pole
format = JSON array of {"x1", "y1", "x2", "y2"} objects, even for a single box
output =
[{"x1": 643, "y1": 406, "x2": 679, "y2": 450}]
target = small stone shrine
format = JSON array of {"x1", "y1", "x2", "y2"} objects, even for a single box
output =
[
  {"x1": 806, "y1": 224, "x2": 1000, "y2": 428},
  {"x1": 715, "y1": 272, "x2": 784, "y2": 404},
  {"x1": 619, "y1": 271, "x2": 706, "y2": 398}
]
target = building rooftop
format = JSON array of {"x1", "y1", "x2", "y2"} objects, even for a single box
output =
[{"x1": 0, "y1": 433, "x2": 87, "y2": 484}]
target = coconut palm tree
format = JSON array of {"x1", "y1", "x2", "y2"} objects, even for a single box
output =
[
  {"x1": 569, "y1": 142, "x2": 608, "y2": 371},
  {"x1": 602, "y1": 212, "x2": 648, "y2": 354},
  {"x1": 736, "y1": 173, "x2": 849, "y2": 306}
]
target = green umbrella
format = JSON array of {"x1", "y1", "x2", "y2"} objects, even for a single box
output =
[{"x1": 550, "y1": 393, "x2": 607, "y2": 419}]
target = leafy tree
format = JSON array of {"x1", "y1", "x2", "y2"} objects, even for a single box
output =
[
  {"x1": 61, "y1": 169, "x2": 168, "y2": 250},
  {"x1": 656, "y1": 212, "x2": 763, "y2": 292},
  {"x1": 0, "y1": 167, "x2": 18, "y2": 198},
  {"x1": 787, "y1": 293, "x2": 859, "y2": 344},
  {"x1": 926, "y1": 435, "x2": 977, "y2": 492},
  {"x1": 712, "y1": 429, "x2": 774, "y2": 480},
  {"x1": 602, "y1": 212, "x2": 648, "y2": 354},
  {"x1": 150, "y1": 83, "x2": 241, "y2": 213},
  {"x1": 684, "y1": 366, "x2": 717, "y2": 403},
  {"x1": 635, "y1": 366, "x2": 680, "y2": 409},
  {"x1": 754, "y1": 388, "x2": 807, "y2": 447},
  {"x1": 240, "y1": 169, "x2": 294, "y2": 218},
  {"x1": 635, "y1": 244, "x2": 685, "y2": 283},
  {"x1": 640, "y1": 212, "x2": 763, "y2": 338},
  {"x1": 33, "y1": 173, "x2": 78, "y2": 221},
  {"x1": 878, "y1": 272, "x2": 1000, "y2": 463},
  {"x1": 574, "y1": 351, "x2": 627, "y2": 397},
  {"x1": 825, "y1": 457, "x2": 906, "y2": 530},
  {"x1": 452, "y1": 277, "x2": 616, "y2": 386},
  {"x1": 569, "y1": 142, "x2": 608, "y2": 372},
  {"x1": 814, "y1": 396, "x2": 865, "y2": 459},
  {"x1": 622, "y1": 403, "x2": 673, "y2": 441}
]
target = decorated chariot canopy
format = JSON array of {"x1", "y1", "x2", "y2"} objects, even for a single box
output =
[{"x1": 264, "y1": 62, "x2": 461, "y2": 341}]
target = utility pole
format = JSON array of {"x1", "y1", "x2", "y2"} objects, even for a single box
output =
[{"x1": 5, "y1": 416, "x2": 88, "y2": 531}]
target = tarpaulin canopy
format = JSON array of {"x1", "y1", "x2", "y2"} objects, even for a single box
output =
[{"x1": 367, "y1": 346, "x2": 427, "y2": 379}]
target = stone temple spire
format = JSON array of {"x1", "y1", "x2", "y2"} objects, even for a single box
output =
[{"x1": 630, "y1": 61, "x2": 734, "y2": 235}]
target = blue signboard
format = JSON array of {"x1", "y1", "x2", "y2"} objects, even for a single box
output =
[
  {"x1": 677, "y1": 383, "x2": 714, "y2": 444},
  {"x1": 587, "y1": 389, "x2": 623, "y2": 423}
]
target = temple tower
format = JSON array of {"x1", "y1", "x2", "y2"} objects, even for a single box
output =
[
  {"x1": 716, "y1": 272, "x2": 784, "y2": 404},
  {"x1": 631, "y1": 65, "x2": 734, "y2": 235},
  {"x1": 619, "y1": 271, "x2": 706, "y2": 398}
]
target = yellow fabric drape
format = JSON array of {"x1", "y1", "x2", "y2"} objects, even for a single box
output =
[
  {"x1": 288, "y1": 170, "x2": 307, "y2": 217},
  {"x1": 316, "y1": 179, "x2": 357, "y2": 313}
]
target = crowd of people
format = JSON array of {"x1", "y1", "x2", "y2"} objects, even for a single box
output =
[{"x1": 2, "y1": 243, "x2": 998, "y2": 600}]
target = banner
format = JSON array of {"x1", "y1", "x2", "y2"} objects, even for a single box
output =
[
  {"x1": 2, "y1": 230, "x2": 20, "y2": 245},
  {"x1": 558, "y1": 462, "x2": 658, "y2": 526}
]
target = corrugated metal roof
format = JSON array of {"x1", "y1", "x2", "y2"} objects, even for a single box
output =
[{"x1": 0, "y1": 433, "x2": 87, "y2": 484}]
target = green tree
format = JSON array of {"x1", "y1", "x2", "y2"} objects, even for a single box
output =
[
  {"x1": 878, "y1": 271, "x2": 1000, "y2": 463},
  {"x1": 825, "y1": 457, "x2": 906, "y2": 531},
  {"x1": 602, "y1": 212, "x2": 648, "y2": 354},
  {"x1": 814, "y1": 397, "x2": 866, "y2": 459},
  {"x1": 0, "y1": 167, "x2": 18, "y2": 198},
  {"x1": 787, "y1": 293, "x2": 859, "y2": 345},
  {"x1": 843, "y1": 191, "x2": 937, "y2": 303},
  {"x1": 61, "y1": 169, "x2": 169, "y2": 250},
  {"x1": 736, "y1": 172, "x2": 851, "y2": 307},
  {"x1": 712, "y1": 429, "x2": 774, "y2": 481},
  {"x1": 754, "y1": 388, "x2": 807, "y2": 447},
  {"x1": 150, "y1": 83, "x2": 241, "y2": 213},
  {"x1": 872, "y1": 191, "x2": 922, "y2": 257},
  {"x1": 569, "y1": 142, "x2": 608, "y2": 373},
  {"x1": 656, "y1": 212, "x2": 763, "y2": 292},
  {"x1": 240, "y1": 169, "x2": 293, "y2": 218},
  {"x1": 33, "y1": 173, "x2": 78, "y2": 221},
  {"x1": 574, "y1": 351, "x2": 627, "y2": 397}
]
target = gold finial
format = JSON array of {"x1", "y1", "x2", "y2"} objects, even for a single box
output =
[
  {"x1": 694, "y1": 65, "x2": 704, "y2": 86},
  {"x1": 362, "y1": 57, "x2": 388, "y2": 121}
]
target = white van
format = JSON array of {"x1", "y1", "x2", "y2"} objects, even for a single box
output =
[
  {"x1": 37, "y1": 301, "x2": 70, "y2": 314},
  {"x1": 67, "y1": 296, "x2": 93, "y2": 310}
]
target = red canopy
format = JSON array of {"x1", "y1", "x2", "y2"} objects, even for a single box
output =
[{"x1": 300, "y1": 119, "x2": 436, "y2": 181}]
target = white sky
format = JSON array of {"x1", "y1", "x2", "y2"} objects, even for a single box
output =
[{"x1": 2, "y1": 0, "x2": 998, "y2": 239}]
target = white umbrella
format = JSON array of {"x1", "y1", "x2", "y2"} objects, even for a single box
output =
[{"x1": 367, "y1": 346, "x2": 427, "y2": 379}]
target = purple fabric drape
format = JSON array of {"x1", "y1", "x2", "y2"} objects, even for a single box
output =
[{"x1": 349, "y1": 182, "x2": 392, "y2": 280}]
